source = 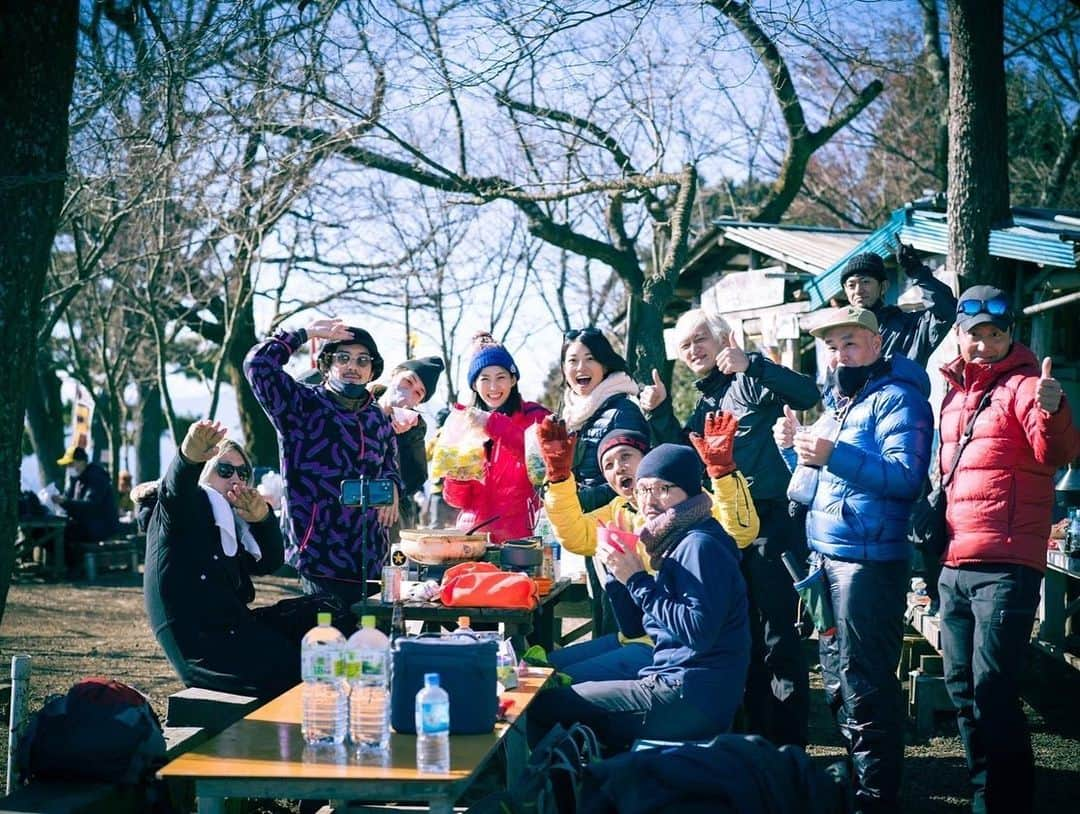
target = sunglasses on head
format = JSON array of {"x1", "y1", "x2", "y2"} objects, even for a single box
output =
[
  {"x1": 215, "y1": 462, "x2": 252, "y2": 481},
  {"x1": 957, "y1": 297, "x2": 1011, "y2": 318},
  {"x1": 564, "y1": 327, "x2": 602, "y2": 341},
  {"x1": 330, "y1": 351, "x2": 373, "y2": 367}
]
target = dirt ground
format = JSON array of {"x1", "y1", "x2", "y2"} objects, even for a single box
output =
[{"x1": 1, "y1": 569, "x2": 1079, "y2": 812}]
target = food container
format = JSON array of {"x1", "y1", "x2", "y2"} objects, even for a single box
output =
[{"x1": 397, "y1": 529, "x2": 489, "y2": 565}]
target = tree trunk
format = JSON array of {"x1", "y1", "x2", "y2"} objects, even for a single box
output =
[
  {"x1": 24, "y1": 353, "x2": 66, "y2": 491},
  {"x1": 947, "y1": 0, "x2": 1011, "y2": 289},
  {"x1": 136, "y1": 381, "x2": 163, "y2": 482},
  {"x1": 227, "y1": 302, "x2": 279, "y2": 470},
  {"x1": 0, "y1": 2, "x2": 78, "y2": 624}
]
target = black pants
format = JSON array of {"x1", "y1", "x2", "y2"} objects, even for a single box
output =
[
  {"x1": 159, "y1": 594, "x2": 355, "y2": 700},
  {"x1": 740, "y1": 499, "x2": 809, "y2": 747},
  {"x1": 820, "y1": 556, "x2": 909, "y2": 814},
  {"x1": 938, "y1": 564, "x2": 1041, "y2": 814}
]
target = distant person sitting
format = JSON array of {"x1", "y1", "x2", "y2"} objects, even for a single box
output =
[
  {"x1": 116, "y1": 469, "x2": 135, "y2": 516},
  {"x1": 52, "y1": 445, "x2": 118, "y2": 567}
]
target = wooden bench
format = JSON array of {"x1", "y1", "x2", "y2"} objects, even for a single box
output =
[
  {"x1": 78, "y1": 535, "x2": 141, "y2": 581},
  {"x1": 165, "y1": 687, "x2": 260, "y2": 731}
]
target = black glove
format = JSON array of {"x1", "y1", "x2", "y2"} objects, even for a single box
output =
[{"x1": 894, "y1": 241, "x2": 927, "y2": 279}]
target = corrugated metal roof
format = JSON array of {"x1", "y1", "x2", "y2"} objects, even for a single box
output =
[
  {"x1": 802, "y1": 207, "x2": 1080, "y2": 309},
  {"x1": 712, "y1": 221, "x2": 869, "y2": 275}
]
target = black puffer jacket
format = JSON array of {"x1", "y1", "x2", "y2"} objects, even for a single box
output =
[
  {"x1": 648, "y1": 353, "x2": 820, "y2": 501},
  {"x1": 572, "y1": 393, "x2": 649, "y2": 513},
  {"x1": 872, "y1": 271, "x2": 957, "y2": 366}
]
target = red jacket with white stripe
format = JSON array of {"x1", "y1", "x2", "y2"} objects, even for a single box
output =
[{"x1": 940, "y1": 342, "x2": 1080, "y2": 572}]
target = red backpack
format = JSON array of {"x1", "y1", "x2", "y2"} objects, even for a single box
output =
[{"x1": 18, "y1": 677, "x2": 167, "y2": 785}]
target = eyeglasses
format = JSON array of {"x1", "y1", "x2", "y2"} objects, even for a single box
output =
[
  {"x1": 330, "y1": 351, "x2": 373, "y2": 367},
  {"x1": 564, "y1": 327, "x2": 602, "y2": 341},
  {"x1": 957, "y1": 298, "x2": 1011, "y2": 318},
  {"x1": 634, "y1": 483, "x2": 674, "y2": 501},
  {"x1": 215, "y1": 462, "x2": 252, "y2": 481}
]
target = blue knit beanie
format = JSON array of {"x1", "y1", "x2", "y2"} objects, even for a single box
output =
[
  {"x1": 467, "y1": 344, "x2": 519, "y2": 389},
  {"x1": 635, "y1": 443, "x2": 703, "y2": 496}
]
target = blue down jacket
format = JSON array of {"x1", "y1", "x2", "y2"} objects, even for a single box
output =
[{"x1": 806, "y1": 355, "x2": 933, "y2": 562}]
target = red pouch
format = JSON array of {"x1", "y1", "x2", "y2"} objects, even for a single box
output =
[{"x1": 440, "y1": 569, "x2": 539, "y2": 610}]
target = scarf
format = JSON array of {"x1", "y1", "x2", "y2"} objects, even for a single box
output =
[
  {"x1": 561, "y1": 371, "x2": 641, "y2": 432},
  {"x1": 637, "y1": 492, "x2": 713, "y2": 571},
  {"x1": 201, "y1": 485, "x2": 262, "y2": 560}
]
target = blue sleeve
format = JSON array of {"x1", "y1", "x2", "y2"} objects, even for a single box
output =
[
  {"x1": 827, "y1": 388, "x2": 933, "y2": 500},
  {"x1": 605, "y1": 575, "x2": 646, "y2": 639}
]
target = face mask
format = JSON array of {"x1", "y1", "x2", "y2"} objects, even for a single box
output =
[
  {"x1": 836, "y1": 358, "x2": 887, "y2": 397},
  {"x1": 326, "y1": 374, "x2": 369, "y2": 400}
]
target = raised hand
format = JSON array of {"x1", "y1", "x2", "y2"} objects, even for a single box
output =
[
  {"x1": 537, "y1": 415, "x2": 577, "y2": 483},
  {"x1": 638, "y1": 368, "x2": 668, "y2": 412},
  {"x1": 1037, "y1": 357, "x2": 1064, "y2": 414},
  {"x1": 773, "y1": 405, "x2": 800, "y2": 449},
  {"x1": 716, "y1": 332, "x2": 750, "y2": 375},
  {"x1": 893, "y1": 240, "x2": 924, "y2": 278},
  {"x1": 227, "y1": 483, "x2": 270, "y2": 524},
  {"x1": 689, "y1": 410, "x2": 739, "y2": 478},
  {"x1": 181, "y1": 419, "x2": 227, "y2": 463},
  {"x1": 306, "y1": 318, "x2": 353, "y2": 341},
  {"x1": 793, "y1": 429, "x2": 835, "y2": 467}
]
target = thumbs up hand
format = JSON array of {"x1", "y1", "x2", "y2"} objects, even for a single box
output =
[
  {"x1": 638, "y1": 368, "x2": 668, "y2": 412},
  {"x1": 773, "y1": 405, "x2": 800, "y2": 449},
  {"x1": 716, "y1": 332, "x2": 750, "y2": 375},
  {"x1": 1036, "y1": 356, "x2": 1064, "y2": 414}
]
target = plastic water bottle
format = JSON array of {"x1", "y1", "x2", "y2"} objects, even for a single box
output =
[
  {"x1": 451, "y1": 616, "x2": 474, "y2": 637},
  {"x1": 415, "y1": 673, "x2": 450, "y2": 773},
  {"x1": 785, "y1": 413, "x2": 839, "y2": 505},
  {"x1": 345, "y1": 615, "x2": 390, "y2": 753},
  {"x1": 1068, "y1": 508, "x2": 1080, "y2": 558},
  {"x1": 301, "y1": 612, "x2": 348, "y2": 746}
]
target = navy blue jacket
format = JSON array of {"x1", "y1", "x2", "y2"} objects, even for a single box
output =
[
  {"x1": 807, "y1": 355, "x2": 933, "y2": 562},
  {"x1": 608, "y1": 516, "x2": 749, "y2": 709}
]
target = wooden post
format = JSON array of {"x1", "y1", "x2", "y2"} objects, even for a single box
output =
[{"x1": 7, "y1": 654, "x2": 31, "y2": 794}]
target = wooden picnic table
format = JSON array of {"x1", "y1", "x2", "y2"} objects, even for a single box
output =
[
  {"x1": 352, "y1": 577, "x2": 576, "y2": 653},
  {"x1": 1036, "y1": 548, "x2": 1080, "y2": 671},
  {"x1": 158, "y1": 668, "x2": 553, "y2": 814}
]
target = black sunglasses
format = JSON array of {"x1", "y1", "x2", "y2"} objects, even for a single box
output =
[
  {"x1": 957, "y1": 297, "x2": 1011, "y2": 318},
  {"x1": 564, "y1": 327, "x2": 602, "y2": 341},
  {"x1": 215, "y1": 462, "x2": 252, "y2": 481}
]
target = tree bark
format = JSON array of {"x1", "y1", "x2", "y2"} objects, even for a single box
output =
[
  {"x1": 226, "y1": 301, "x2": 280, "y2": 471},
  {"x1": 24, "y1": 353, "x2": 66, "y2": 491},
  {"x1": 947, "y1": 0, "x2": 1011, "y2": 289},
  {"x1": 136, "y1": 380, "x2": 163, "y2": 482},
  {"x1": 0, "y1": 2, "x2": 78, "y2": 624}
]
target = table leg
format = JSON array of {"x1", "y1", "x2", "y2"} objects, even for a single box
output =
[
  {"x1": 49, "y1": 529, "x2": 66, "y2": 580},
  {"x1": 536, "y1": 599, "x2": 557, "y2": 653},
  {"x1": 1042, "y1": 569, "x2": 1066, "y2": 647}
]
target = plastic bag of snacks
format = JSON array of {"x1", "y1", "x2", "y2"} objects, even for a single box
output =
[
  {"x1": 429, "y1": 407, "x2": 488, "y2": 481},
  {"x1": 523, "y1": 423, "x2": 547, "y2": 487}
]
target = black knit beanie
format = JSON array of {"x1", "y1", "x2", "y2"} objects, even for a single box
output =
[
  {"x1": 396, "y1": 356, "x2": 444, "y2": 403},
  {"x1": 840, "y1": 252, "x2": 887, "y2": 285},
  {"x1": 635, "y1": 443, "x2": 704, "y2": 496}
]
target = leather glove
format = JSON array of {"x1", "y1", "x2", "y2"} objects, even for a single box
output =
[
  {"x1": 537, "y1": 415, "x2": 577, "y2": 483},
  {"x1": 689, "y1": 410, "x2": 738, "y2": 479},
  {"x1": 894, "y1": 241, "x2": 926, "y2": 279}
]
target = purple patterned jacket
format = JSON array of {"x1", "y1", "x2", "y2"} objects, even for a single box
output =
[{"x1": 244, "y1": 330, "x2": 403, "y2": 583}]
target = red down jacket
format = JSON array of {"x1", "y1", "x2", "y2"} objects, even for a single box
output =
[
  {"x1": 939, "y1": 342, "x2": 1080, "y2": 572},
  {"x1": 443, "y1": 401, "x2": 550, "y2": 543}
]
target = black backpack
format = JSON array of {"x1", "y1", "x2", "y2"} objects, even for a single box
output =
[{"x1": 17, "y1": 677, "x2": 167, "y2": 785}]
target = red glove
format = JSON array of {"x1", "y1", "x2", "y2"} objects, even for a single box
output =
[
  {"x1": 537, "y1": 415, "x2": 577, "y2": 483},
  {"x1": 689, "y1": 411, "x2": 738, "y2": 478}
]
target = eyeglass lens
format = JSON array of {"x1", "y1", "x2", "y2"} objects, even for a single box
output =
[
  {"x1": 332, "y1": 352, "x2": 372, "y2": 366},
  {"x1": 216, "y1": 462, "x2": 251, "y2": 480}
]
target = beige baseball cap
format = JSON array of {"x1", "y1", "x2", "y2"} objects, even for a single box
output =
[{"x1": 809, "y1": 306, "x2": 879, "y2": 338}]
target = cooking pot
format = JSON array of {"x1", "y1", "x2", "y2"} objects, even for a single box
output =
[
  {"x1": 398, "y1": 529, "x2": 489, "y2": 565},
  {"x1": 500, "y1": 539, "x2": 543, "y2": 570}
]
